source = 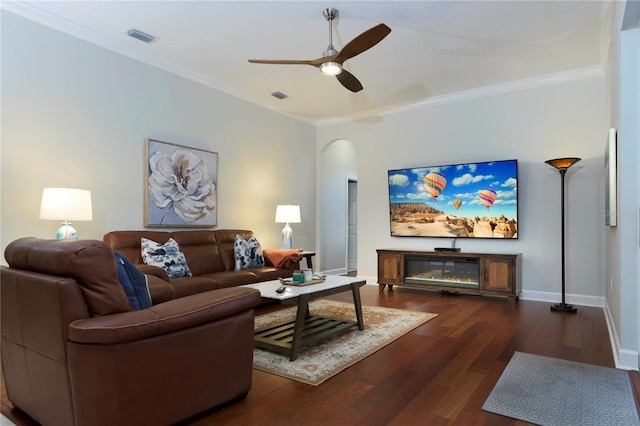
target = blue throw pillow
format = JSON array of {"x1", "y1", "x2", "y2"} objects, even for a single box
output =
[{"x1": 114, "y1": 251, "x2": 152, "y2": 310}]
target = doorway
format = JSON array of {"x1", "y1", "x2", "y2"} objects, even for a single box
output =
[{"x1": 320, "y1": 139, "x2": 356, "y2": 275}]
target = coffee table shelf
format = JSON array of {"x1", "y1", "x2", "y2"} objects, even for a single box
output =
[
  {"x1": 244, "y1": 275, "x2": 366, "y2": 361},
  {"x1": 255, "y1": 315, "x2": 358, "y2": 357}
]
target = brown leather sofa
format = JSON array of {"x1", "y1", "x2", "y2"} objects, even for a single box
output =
[
  {"x1": 103, "y1": 229, "x2": 299, "y2": 303},
  {"x1": 1, "y1": 237, "x2": 261, "y2": 426}
]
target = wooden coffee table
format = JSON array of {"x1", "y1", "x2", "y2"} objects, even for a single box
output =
[{"x1": 243, "y1": 275, "x2": 366, "y2": 361}]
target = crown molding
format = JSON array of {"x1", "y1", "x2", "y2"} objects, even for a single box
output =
[{"x1": 316, "y1": 66, "x2": 605, "y2": 127}]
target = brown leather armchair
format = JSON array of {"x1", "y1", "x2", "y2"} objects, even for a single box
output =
[{"x1": 1, "y1": 237, "x2": 261, "y2": 426}]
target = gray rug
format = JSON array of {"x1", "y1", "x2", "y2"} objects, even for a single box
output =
[{"x1": 482, "y1": 352, "x2": 640, "y2": 426}]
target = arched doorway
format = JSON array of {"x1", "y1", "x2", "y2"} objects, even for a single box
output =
[{"x1": 319, "y1": 139, "x2": 357, "y2": 274}]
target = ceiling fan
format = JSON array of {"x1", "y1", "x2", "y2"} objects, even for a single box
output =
[{"x1": 248, "y1": 8, "x2": 391, "y2": 93}]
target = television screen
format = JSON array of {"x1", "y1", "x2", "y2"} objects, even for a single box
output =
[{"x1": 388, "y1": 159, "x2": 518, "y2": 238}]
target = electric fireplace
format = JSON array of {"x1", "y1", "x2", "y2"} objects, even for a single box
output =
[
  {"x1": 377, "y1": 249, "x2": 521, "y2": 302},
  {"x1": 404, "y1": 255, "x2": 479, "y2": 289}
]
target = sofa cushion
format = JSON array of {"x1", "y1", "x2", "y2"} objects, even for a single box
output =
[
  {"x1": 103, "y1": 230, "x2": 171, "y2": 264},
  {"x1": 171, "y1": 231, "x2": 225, "y2": 275},
  {"x1": 169, "y1": 275, "x2": 218, "y2": 299},
  {"x1": 114, "y1": 251, "x2": 152, "y2": 310},
  {"x1": 146, "y1": 275, "x2": 175, "y2": 304},
  {"x1": 234, "y1": 234, "x2": 265, "y2": 270},
  {"x1": 203, "y1": 270, "x2": 261, "y2": 288},
  {"x1": 246, "y1": 266, "x2": 289, "y2": 282},
  {"x1": 214, "y1": 229, "x2": 255, "y2": 271},
  {"x1": 141, "y1": 238, "x2": 192, "y2": 279}
]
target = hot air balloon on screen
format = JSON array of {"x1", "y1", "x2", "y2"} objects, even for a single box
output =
[
  {"x1": 424, "y1": 172, "x2": 447, "y2": 201},
  {"x1": 452, "y1": 199, "x2": 462, "y2": 210},
  {"x1": 478, "y1": 189, "x2": 497, "y2": 209}
]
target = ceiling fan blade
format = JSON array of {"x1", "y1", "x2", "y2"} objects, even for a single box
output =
[
  {"x1": 336, "y1": 69, "x2": 363, "y2": 92},
  {"x1": 334, "y1": 23, "x2": 391, "y2": 63},
  {"x1": 248, "y1": 59, "x2": 319, "y2": 66}
]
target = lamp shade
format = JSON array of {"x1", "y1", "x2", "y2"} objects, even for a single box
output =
[
  {"x1": 545, "y1": 158, "x2": 581, "y2": 171},
  {"x1": 275, "y1": 205, "x2": 301, "y2": 224},
  {"x1": 39, "y1": 188, "x2": 93, "y2": 221}
]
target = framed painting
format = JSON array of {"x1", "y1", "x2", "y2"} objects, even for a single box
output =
[
  {"x1": 144, "y1": 138, "x2": 217, "y2": 227},
  {"x1": 605, "y1": 128, "x2": 617, "y2": 227}
]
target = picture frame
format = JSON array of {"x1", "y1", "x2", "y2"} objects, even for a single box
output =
[
  {"x1": 605, "y1": 128, "x2": 617, "y2": 227},
  {"x1": 144, "y1": 138, "x2": 217, "y2": 227}
]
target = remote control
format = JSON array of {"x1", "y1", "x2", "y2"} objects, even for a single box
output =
[{"x1": 276, "y1": 285, "x2": 286, "y2": 293}]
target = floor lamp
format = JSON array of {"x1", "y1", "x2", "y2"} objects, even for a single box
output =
[{"x1": 545, "y1": 157, "x2": 581, "y2": 313}]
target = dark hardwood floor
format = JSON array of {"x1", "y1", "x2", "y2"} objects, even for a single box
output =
[{"x1": 3, "y1": 285, "x2": 637, "y2": 425}]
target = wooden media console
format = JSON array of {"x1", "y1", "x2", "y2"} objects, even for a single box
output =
[{"x1": 377, "y1": 249, "x2": 521, "y2": 302}]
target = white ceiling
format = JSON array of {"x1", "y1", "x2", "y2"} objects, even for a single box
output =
[{"x1": 3, "y1": 1, "x2": 614, "y2": 124}]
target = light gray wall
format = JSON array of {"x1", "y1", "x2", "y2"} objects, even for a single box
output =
[
  {"x1": 1, "y1": 12, "x2": 316, "y2": 258},
  {"x1": 605, "y1": 2, "x2": 624, "y2": 360},
  {"x1": 618, "y1": 27, "x2": 640, "y2": 369},
  {"x1": 318, "y1": 75, "x2": 608, "y2": 306},
  {"x1": 604, "y1": 1, "x2": 640, "y2": 370}
]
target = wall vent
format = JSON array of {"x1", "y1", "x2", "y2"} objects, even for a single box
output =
[
  {"x1": 127, "y1": 28, "x2": 156, "y2": 43},
  {"x1": 271, "y1": 91, "x2": 288, "y2": 100}
]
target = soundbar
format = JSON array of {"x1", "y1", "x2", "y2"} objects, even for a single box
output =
[{"x1": 434, "y1": 247, "x2": 461, "y2": 252}]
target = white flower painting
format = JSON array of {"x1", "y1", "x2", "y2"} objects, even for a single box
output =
[{"x1": 145, "y1": 139, "x2": 217, "y2": 226}]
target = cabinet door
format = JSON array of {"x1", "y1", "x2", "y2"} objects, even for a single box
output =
[
  {"x1": 482, "y1": 258, "x2": 513, "y2": 293},
  {"x1": 378, "y1": 253, "x2": 402, "y2": 284}
]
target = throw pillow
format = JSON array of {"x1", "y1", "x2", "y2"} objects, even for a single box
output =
[
  {"x1": 114, "y1": 251, "x2": 152, "y2": 310},
  {"x1": 141, "y1": 237, "x2": 192, "y2": 279},
  {"x1": 234, "y1": 234, "x2": 265, "y2": 270}
]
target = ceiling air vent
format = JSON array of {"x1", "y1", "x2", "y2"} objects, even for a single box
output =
[
  {"x1": 127, "y1": 28, "x2": 156, "y2": 43},
  {"x1": 271, "y1": 91, "x2": 288, "y2": 100}
]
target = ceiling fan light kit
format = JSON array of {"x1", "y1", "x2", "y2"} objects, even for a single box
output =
[
  {"x1": 248, "y1": 8, "x2": 391, "y2": 92},
  {"x1": 319, "y1": 61, "x2": 342, "y2": 75}
]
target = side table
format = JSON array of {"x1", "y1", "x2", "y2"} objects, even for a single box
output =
[{"x1": 299, "y1": 251, "x2": 316, "y2": 269}]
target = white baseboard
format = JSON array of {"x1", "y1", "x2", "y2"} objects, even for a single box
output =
[
  {"x1": 520, "y1": 290, "x2": 604, "y2": 308},
  {"x1": 320, "y1": 268, "x2": 347, "y2": 276},
  {"x1": 618, "y1": 349, "x2": 639, "y2": 371},
  {"x1": 604, "y1": 300, "x2": 639, "y2": 370},
  {"x1": 604, "y1": 299, "x2": 623, "y2": 368}
]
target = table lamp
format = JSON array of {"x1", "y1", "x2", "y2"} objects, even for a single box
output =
[
  {"x1": 39, "y1": 188, "x2": 93, "y2": 239},
  {"x1": 275, "y1": 204, "x2": 301, "y2": 249}
]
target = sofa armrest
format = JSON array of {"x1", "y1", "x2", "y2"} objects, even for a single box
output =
[
  {"x1": 136, "y1": 264, "x2": 170, "y2": 282},
  {"x1": 279, "y1": 258, "x2": 300, "y2": 270},
  {"x1": 146, "y1": 275, "x2": 175, "y2": 304},
  {"x1": 68, "y1": 287, "x2": 260, "y2": 344}
]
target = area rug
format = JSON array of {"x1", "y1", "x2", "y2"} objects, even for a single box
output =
[
  {"x1": 482, "y1": 351, "x2": 640, "y2": 426},
  {"x1": 253, "y1": 299, "x2": 437, "y2": 386}
]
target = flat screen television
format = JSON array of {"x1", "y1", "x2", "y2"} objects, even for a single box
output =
[{"x1": 388, "y1": 159, "x2": 518, "y2": 239}]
